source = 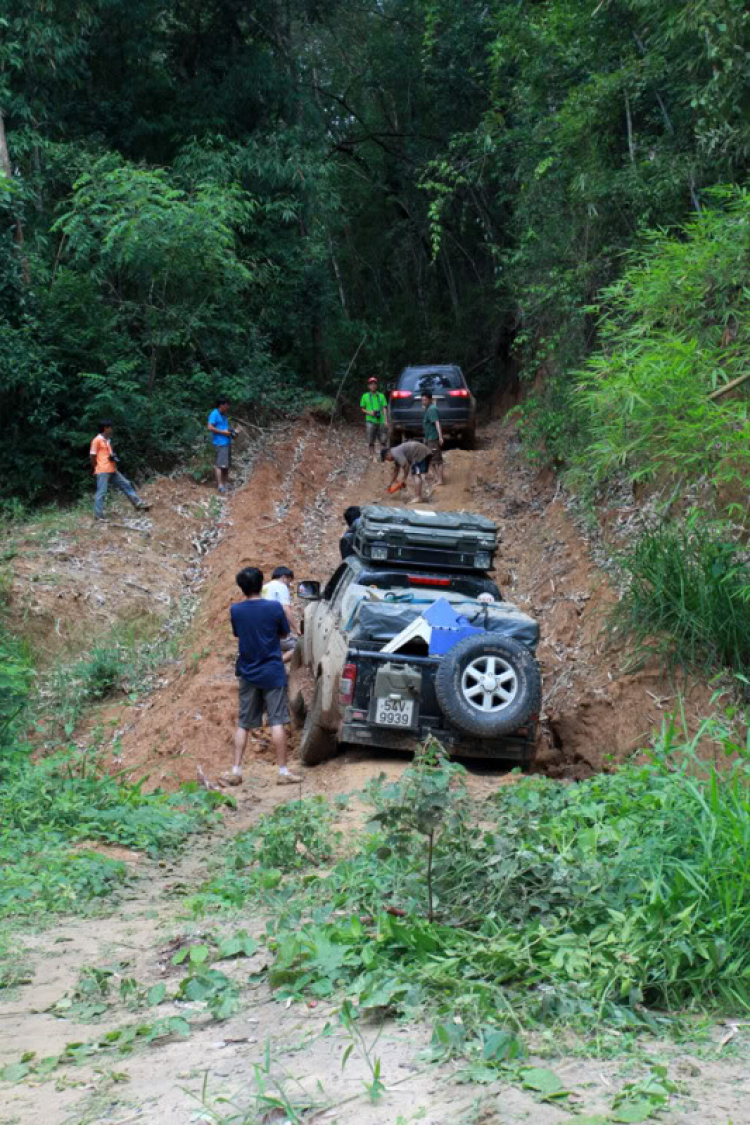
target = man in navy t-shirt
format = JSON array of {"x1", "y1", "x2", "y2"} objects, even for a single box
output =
[{"x1": 226, "y1": 566, "x2": 301, "y2": 787}]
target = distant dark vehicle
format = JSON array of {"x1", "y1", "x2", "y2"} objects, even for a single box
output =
[{"x1": 388, "y1": 364, "x2": 476, "y2": 448}]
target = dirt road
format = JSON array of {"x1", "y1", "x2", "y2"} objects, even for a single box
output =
[
  {"x1": 1, "y1": 415, "x2": 738, "y2": 1125},
  {"x1": 82, "y1": 413, "x2": 714, "y2": 796}
]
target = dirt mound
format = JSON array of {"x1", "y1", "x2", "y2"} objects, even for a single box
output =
[{"x1": 15, "y1": 415, "x2": 716, "y2": 787}]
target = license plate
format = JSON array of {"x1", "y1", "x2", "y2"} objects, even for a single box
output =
[{"x1": 374, "y1": 697, "x2": 415, "y2": 727}]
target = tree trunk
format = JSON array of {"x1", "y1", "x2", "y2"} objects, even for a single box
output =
[{"x1": 0, "y1": 110, "x2": 30, "y2": 284}]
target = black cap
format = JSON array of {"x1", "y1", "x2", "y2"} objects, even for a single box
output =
[{"x1": 272, "y1": 566, "x2": 294, "y2": 579}]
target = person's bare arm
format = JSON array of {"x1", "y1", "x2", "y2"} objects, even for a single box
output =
[
  {"x1": 283, "y1": 604, "x2": 297, "y2": 633},
  {"x1": 436, "y1": 416, "x2": 443, "y2": 444},
  {"x1": 207, "y1": 422, "x2": 232, "y2": 437}
]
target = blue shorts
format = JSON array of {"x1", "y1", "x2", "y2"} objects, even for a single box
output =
[{"x1": 410, "y1": 456, "x2": 432, "y2": 476}]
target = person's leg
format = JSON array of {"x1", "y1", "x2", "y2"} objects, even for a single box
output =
[
  {"x1": 224, "y1": 680, "x2": 262, "y2": 784},
  {"x1": 112, "y1": 471, "x2": 148, "y2": 509},
  {"x1": 214, "y1": 447, "x2": 227, "y2": 493},
  {"x1": 433, "y1": 445, "x2": 445, "y2": 485},
  {"x1": 94, "y1": 473, "x2": 110, "y2": 519},
  {"x1": 270, "y1": 724, "x2": 288, "y2": 768},
  {"x1": 233, "y1": 725, "x2": 250, "y2": 773},
  {"x1": 366, "y1": 422, "x2": 376, "y2": 460},
  {"x1": 406, "y1": 464, "x2": 423, "y2": 504},
  {"x1": 266, "y1": 686, "x2": 300, "y2": 783}
]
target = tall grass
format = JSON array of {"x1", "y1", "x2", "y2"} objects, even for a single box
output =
[{"x1": 610, "y1": 521, "x2": 750, "y2": 675}]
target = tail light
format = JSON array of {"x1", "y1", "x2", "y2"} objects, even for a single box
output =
[
  {"x1": 391, "y1": 390, "x2": 412, "y2": 399},
  {"x1": 449, "y1": 389, "x2": 470, "y2": 397},
  {"x1": 339, "y1": 663, "x2": 357, "y2": 706},
  {"x1": 408, "y1": 575, "x2": 451, "y2": 587}
]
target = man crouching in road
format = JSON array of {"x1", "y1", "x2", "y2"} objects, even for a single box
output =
[
  {"x1": 226, "y1": 566, "x2": 302, "y2": 788},
  {"x1": 380, "y1": 442, "x2": 433, "y2": 505}
]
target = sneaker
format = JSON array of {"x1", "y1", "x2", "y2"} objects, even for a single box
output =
[
  {"x1": 137, "y1": 502, "x2": 151, "y2": 511},
  {"x1": 277, "y1": 770, "x2": 302, "y2": 785},
  {"x1": 218, "y1": 486, "x2": 226, "y2": 495}
]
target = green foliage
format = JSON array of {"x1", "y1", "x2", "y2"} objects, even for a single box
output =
[
  {"x1": 0, "y1": 749, "x2": 223, "y2": 918},
  {"x1": 610, "y1": 519, "x2": 750, "y2": 676},
  {"x1": 250, "y1": 724, "x2": 750, "y2": 1047},
  {"x1": 574, "y1": 188, "x2": 750, "y2": 499},
  {"x1": 3, "y1": 0, "x2": 750, "y2": 501},
  {"x1": 190, "y1": 796, "x2": 337, "y2": 914},
  {"x1": 0, "y1": 619, "x2": 32, "y2": 744}
]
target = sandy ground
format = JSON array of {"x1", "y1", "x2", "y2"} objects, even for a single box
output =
[{"x1": 2, "y1": 415, "x2": 743, "y2": 1124}]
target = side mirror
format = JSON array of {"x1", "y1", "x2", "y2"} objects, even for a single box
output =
[{"x1": 298, "y1": 580, "x2": 321, "y2": 600}]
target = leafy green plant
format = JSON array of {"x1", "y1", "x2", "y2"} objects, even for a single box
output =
[
  {"x1": 571, "y1": 188, "x2": 750, "y2": 507},
  {"x1": 339, "y1": 999, "x2": 386, "y2": 1104},
  {"x1": 261, "y1": 719, "x2": 750, "y2": 1053},
  {"x1": 0, "y1": 748, "x2": 224, "y2": 919},
  {"x1": 369, "y1": 738, "x2": 469, "y2": 921},
  {"x1": 610, "y1": 519, "x2": 750, "y2": 676},
  {"x1": 189, "y1": 797, "x2": 337, "y2": 915}
]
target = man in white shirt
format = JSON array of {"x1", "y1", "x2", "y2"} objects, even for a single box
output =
[{"x1": 262, "y1": 566, "x2": 298, "y2": 663}]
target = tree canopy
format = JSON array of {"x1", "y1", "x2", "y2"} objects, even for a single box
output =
[{"x1": 2, "y1": 0, "x2": 749, "y2": 502}]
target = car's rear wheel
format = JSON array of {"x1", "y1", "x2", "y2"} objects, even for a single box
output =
[
  {"x1": 299, "y1": 678, "x2": 338, "y2": 766},
  {"x1": 435, "y1": 633, "x2": 541, "y2": 739},
  {"x1": 288, "y1": 643, "x2": 307, "y2": 730}
]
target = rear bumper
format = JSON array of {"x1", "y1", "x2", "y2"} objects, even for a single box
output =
[
  {"x1": 390, "y1": 407, "x2": 475, "y2": 436},
  {"x1": 340, "y1": 718, "x2": 535, "y2": 762}
]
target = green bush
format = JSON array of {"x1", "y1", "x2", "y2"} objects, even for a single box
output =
[
  {"x1": 610, "y1": 520, "x2": 750, "y2": 676},
  {"x1": 238, "y1": 725, "x2": 750, "y2": 1033},
  {"x1": 572, "y1": 187, "x2": 750, "y2": 505}
]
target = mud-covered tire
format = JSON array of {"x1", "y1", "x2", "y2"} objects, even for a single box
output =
[
  {"x1": 299, "y1": 678, "x2": 338, "y2": 766},
  {"x1": 435, "y1": 633, "x2": 541, "y2": 739},
  {"x1": 287, "y1": 643, "x2": 307, "y2": 730}
]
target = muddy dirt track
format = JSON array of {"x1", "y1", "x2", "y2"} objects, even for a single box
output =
[
  {"x1": 2, "y1": 415, "x2": 740, "y2": 1125},
  {"x1": 84, "y1": 412, "x2": 713, "y2": 797}
]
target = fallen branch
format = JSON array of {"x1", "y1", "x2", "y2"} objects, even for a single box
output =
[{"x1": 707, "y1": 371, "x2": 750, "y2": 401}]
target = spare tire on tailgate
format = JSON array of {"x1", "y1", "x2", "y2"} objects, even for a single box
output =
[{"x1": 435, "y1": 633, "x2": 541, "y2": 739}]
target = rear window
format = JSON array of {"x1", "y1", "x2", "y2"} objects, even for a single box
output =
[
  {"x1": 359, "y1": 568, "x2": 500, "y2": 600},
  {"x1": 398, "y1": 368, "x2": 464, "y2": 392}
]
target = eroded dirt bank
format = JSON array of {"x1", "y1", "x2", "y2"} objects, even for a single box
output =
[{"x1": 74, "y1": 414, "x2": 715, "y2": 790}]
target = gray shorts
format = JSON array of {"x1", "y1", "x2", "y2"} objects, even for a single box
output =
[
  {"x1": 281, "y1": 636, "x2": 297, "y2": 652},
  {"x1": 237, "y1": 680, "x2": 290, "y2": 729},
  {"x1": 215, "y1": 445, "x2": 232, "y2": 469},
  {"x1": 366, "y1": 422, "x2": 387, "y2": 447}
]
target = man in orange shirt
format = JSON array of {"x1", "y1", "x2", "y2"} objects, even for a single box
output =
[{"x1": 90, "y1": 421, "x2": 150, "y2": 520}]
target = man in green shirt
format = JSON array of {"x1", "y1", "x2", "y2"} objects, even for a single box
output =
[
  {"x1": 360, "y1": 377, "x2": 389, "y2": 461},
  {"x1": 421, "y1": 391, "x2": 444, "y2": 485}
]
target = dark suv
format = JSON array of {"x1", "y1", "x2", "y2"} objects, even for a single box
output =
[{"x1": 388, "y1": 364, "x2": 476, "y2": 448}]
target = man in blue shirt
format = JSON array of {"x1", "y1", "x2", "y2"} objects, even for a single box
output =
[
  {"x1": 227, "y1": 566, "x2": 301, "y2": 787},
  {"x1": 207, "y1": 396, "x2": 236, "y2": 494}
]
